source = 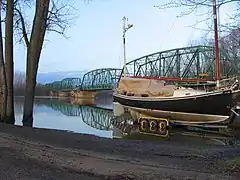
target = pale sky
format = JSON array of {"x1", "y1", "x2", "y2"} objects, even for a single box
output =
[{"x1": 13, "y1": 0, "x2": 236, "y2": 73}]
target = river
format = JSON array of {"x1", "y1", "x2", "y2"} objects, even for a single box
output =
[
  {"x1": 14, "y1": 96, "x2": 114, "y2": 138},
  {"x1": 13, "y1": 96, "x2": 240, "y2": 147}
]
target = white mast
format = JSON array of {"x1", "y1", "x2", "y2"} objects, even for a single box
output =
[{"x1": 122, "y1": 16, "x2": 133, "y2": 77}]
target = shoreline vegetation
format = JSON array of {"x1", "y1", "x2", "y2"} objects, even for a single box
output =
[
  {"x1": 0, "y1": 123, "x2": 239, "y2": 179},
  {"x1": 14, "y1": 84, "x2": 49, "y2": 97}
]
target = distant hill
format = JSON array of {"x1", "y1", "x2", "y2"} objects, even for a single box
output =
[{"x1": 36, "y1": 70, "x2": 88, "y2": 84}]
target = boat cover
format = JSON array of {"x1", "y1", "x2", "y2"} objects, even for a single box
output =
[{"x1": 116, "y1": 77, "x2": 177, "y2": 97}]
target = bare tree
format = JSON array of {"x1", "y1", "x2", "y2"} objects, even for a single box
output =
[
  {"x1": 156, "y1": 0, "x2": 240, "y2": 65},
  {"x1": 0, "y1": 0, "x2": 79, "y2": 125},
  {"x1": 20, "y1": 0, "x2": 50, "y2": 126},
  {"x1": 11, "y1": 0, "x2": 76, "y2": 126},
  {"x1": 0, "y1": 0, "x2": 8, "y2": 122},
  {"x1": 4, "y1": 0, "x2": 15, "y2": 124},
  {"x1": 155, "y1": 0, "x2": 240, "y2": 34},
  {"x1": 220, "y1": 27, "x2": 240, "y2": 57},
  {"x1": 14, "y1": 0, "x2": 76, "y2": 47}
]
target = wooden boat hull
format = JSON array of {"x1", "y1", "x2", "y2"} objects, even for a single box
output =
[{"x1": 113, "y1": 89, "x2": 240, "y2": 124}]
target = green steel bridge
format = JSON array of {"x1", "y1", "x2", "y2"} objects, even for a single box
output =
[
  {"x1": 46, "y1": 100, "x2": 113, "y2": 131},
  {"x1": 43, "y1": 45, "x2": 240, "y2": 91},
  {"x1": 43, "y1": 68, "x2": 122, "y2": 91}
]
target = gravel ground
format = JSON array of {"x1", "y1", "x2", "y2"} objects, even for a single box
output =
[{"x1": 0, "y1": 123, "x2": 239, "y2": 180}]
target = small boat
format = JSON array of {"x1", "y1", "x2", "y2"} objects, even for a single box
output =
[
  {"x1": 114, "y1": 2, "x2": 240, "y2": 125},
  {"x1": 113, "y1": 77, "x2": 240, "y2": 124}
]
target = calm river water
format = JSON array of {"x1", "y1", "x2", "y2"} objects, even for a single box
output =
[
  {"x1": 14, "y1": 96, "x2": 114, "y2": 138},
  {"x1": 14, "y1": 96, "x2": 240, "y2": 147}
]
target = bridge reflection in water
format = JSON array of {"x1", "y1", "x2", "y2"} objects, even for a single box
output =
[
  {"x1": 14, "y1": 97, "x2": 114, "y2": 137},
  {"x1": 45, "y1": 99, "x2": 240, "y2": 147},
  {"x1": 14, "y1": 97, "x2": 240, "y2": 146},
  {"x1": 46, "y1": 100, "x2": 114, "y2": 131},
  {"x1": 111, "y1": 113, "x2": 240, "y2": 147}
]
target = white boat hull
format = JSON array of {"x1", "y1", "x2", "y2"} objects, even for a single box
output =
[{"x1": 125, "y1": 106, "x2": 230, "y2": 125}]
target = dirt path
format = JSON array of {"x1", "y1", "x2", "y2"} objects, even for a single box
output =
[{"x1": 0, "y1": 123, "x2": 239, "y2": 180}]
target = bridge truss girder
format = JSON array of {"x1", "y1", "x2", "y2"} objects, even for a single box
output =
[
  {"x1": 44, "y1": 80, "x2": 62, "y2": 91},
  {"x1": 46, "y1": 101, "x2": 113, "y2": 131},
  {"x1": 60, "y1": 78, "x2": 82, "y2": 91},
  {"x1": 122, "y1": 45, "x2": 240, "y2": 80},
  {"x1": 44, "y1": 78, "x2": 81, "y2": 91},
  {"x1": 81, "y1": 68, "x2": 122, "y2": 90}
]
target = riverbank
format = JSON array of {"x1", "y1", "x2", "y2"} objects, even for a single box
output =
[{"x1": 0, "y1": 123, "x2": 239, "y2": 180}]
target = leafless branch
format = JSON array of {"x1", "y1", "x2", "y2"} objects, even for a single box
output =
[
  {"x1": 14, "y1": 7, "x2": 29, "y2": 47},
  {"x1": 45, "y1": 0, "x2": 77, "y2": 38},
  {"x1": 155, "y1": 0, "x2": 240, "y2": 35},
  {"x1": 161, "y1": 1, "x2": 240, "y2": 56},
  {"x1": 9, "y1": 0, "x2": 77, "y2": 45}
]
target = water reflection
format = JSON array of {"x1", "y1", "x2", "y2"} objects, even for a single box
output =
[
  {"x1": 111, "y1": 112, "x2": 240, "y2": 147},
  {"x1": 14, "y1": 97, "x2": 240, "y2": 147},
  {"x1": 94, "y1": 90, "x2": 113, "y2": 110},
  {"x1": 14, "y1": 97, "x2": 114, "y2": 138},
  {"x1": 46, "y1": 101, "x2": 113, "y2": 131}
]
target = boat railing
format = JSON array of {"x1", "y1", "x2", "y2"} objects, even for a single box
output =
[{"x1": 219, "y1": 77, "x2": 240, "y2": 90}]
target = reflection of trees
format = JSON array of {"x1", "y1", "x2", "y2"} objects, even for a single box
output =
[
  {"x1": 46, "y1": 100, "x2": 114, "y2": 131},
  {"x1": 15, "y1": 97, "x2": 114, "y2": 130},
  {"x1": 14, "y1": 97, "x2": 63, "y2": 114},
  {"x1": 14, "y1": 98, "x2": 24, "y2": 114}
]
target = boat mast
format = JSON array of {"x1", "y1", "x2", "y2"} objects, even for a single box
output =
[
  {"x1": 122, "y1": 16, "x2": 133, "y2": 77},
  {"x1": 212, "y1": 0, "x2": 221, "y2": 87},
  {"x1": 123, "y1": 16, "x2": 127, "y2": 77}
]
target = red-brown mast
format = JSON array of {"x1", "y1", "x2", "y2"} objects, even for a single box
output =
[{"x1": 212, "y1": 0, "x2": 220, "y2": 86}]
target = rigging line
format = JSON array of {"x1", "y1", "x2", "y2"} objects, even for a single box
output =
[
  {"x1": 186, "y1": 26, "x2": 195, "y2": 46},
  {"x1": 159, "y1": 17, "x2": 178, "y2": 50},
  {"x1": 185, "y1": 10, "x2": 203, "y2": 47}
]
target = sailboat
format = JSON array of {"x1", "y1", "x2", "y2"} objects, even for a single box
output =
[{"x1": 113, "y1": 1, "x2": 240, "y2": 125}]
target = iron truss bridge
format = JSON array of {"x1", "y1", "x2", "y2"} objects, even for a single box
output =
[
  {"x1": 80, "y1": 68, "x2": 122, "y2": 90},
  {"x1": 43, "y1": 68, "x2": 122, "y2": 91},
  {"x1": 122, "y1": 45, "x2": 240, "y2": 83},
  {"x1": 46, "y1": 100, "x2": 114, "y2": 131},
  {"x1": 43, "y1": 45, "x2": 240, "y2": 91},
  {"x1": 43, "y1": 78, "x2": 81, "y2": 91}
]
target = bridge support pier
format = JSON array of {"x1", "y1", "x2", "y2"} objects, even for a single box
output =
[
  {"x1": 49, "y1": 91, "x2": 59, "y2": 96},
  {"x1": 49, "y1": 91, "x2": 70, "y2": 97},
  {"x1": 70, "y1": 90, "x2": 97, "y2": 98},
  {"x1": 49, "y1": 90, "x2": 98, "y2": 99},
  {"x1": 58, "y1": 91, "x2": 70, "y2": 97},
  {"x1": 69, "y1": 97, "x2": 95, "y2": 105}
]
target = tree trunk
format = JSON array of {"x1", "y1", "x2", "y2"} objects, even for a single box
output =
[
  {"x1": 22, "y1": 0, "x2": 50, "y2": 126},
  {"x1": 4, "y1": 0, "x2": 15, "y2": 124},
  {"x1": 0, "y1": 1, "x2": 7, "y2": 122}
]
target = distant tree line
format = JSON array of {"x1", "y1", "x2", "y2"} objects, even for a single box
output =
[{"x1": 14, "y1": 71, "x2": 49, "y2": 96}]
